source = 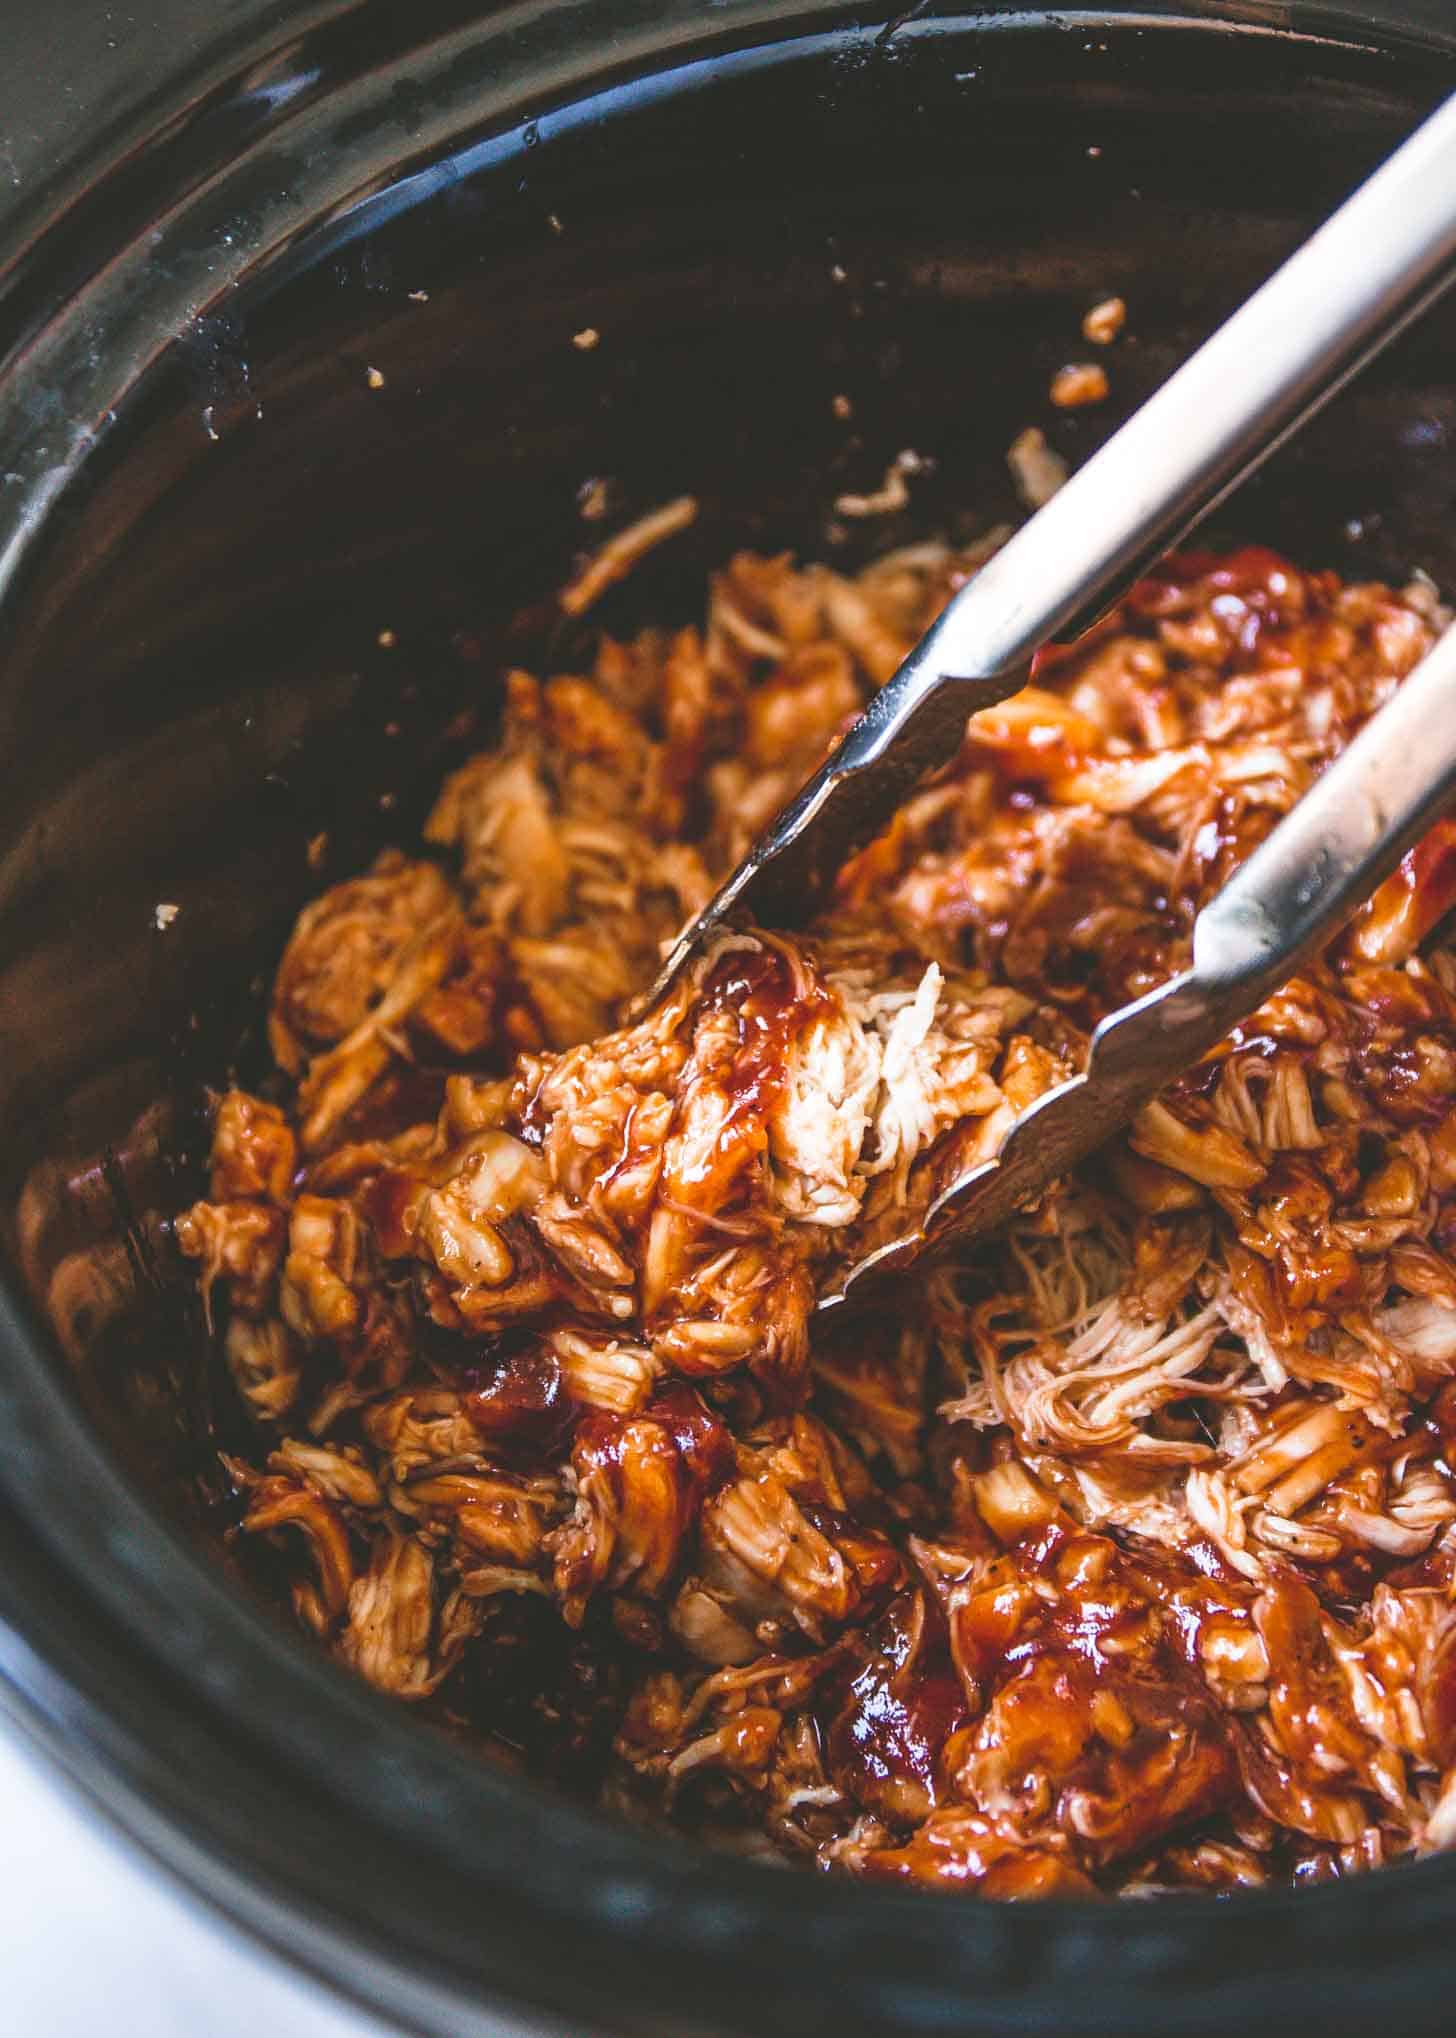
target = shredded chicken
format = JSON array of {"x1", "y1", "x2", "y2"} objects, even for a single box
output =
[{"x1": 179, "y1": 528, "x2": 1456, "y2": 1898}]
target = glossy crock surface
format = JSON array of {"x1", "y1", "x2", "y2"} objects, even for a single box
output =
[{"x1": 4, "y1": 5, "x2": 1456, "y2": 2034}]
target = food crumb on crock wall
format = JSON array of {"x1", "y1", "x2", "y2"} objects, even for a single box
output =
[
  {"x1": 573, "y1": 327, "x2": 600, "y2": 351},
  {"x1": 832, "y1": 393, "x2": 853, "y2": 420},
  {"x1": 407, "y1": 289, "x2": 429, "y2": 304},
  {"x1": 1050, "y1": 362, "x2": 1110, "y2": 408},
  {"x1": 378, "y1": 628, "x2": 397, "y2": 648},
  {"x1": 578, "y1": 477, "x2": 610, "y2": 521},
  {"x1": 1082, "y1": 296, "x2": 1126, "y2": 345},
  {"x1": 366, "y1": 365, "x2": 386, "y2": 389},
  {"x1": 1008, "y1": 426, "x2": 1069, "y2": 509},
  {"x1": 834, "y1": 448, "x2": 925, "y2": 519},
  {"x1": 153, "y1": 902, "x2": 179, "y2": 930},
  {"x1": 306, "y1": 833, "x2": 329, "y2": 872}
]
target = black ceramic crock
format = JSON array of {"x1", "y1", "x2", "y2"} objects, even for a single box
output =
[{"x1": 4, "y1": 4, "x2": 1456, "y2": 2033}]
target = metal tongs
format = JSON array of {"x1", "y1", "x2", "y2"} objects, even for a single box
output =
[{"x1": 641, "y1": 92, "x2": 1456, "y2": 1311}]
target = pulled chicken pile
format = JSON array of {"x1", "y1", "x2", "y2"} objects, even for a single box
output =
[{"x1": 179, "y1": 527, "x2": 1456, "y2": 1896}]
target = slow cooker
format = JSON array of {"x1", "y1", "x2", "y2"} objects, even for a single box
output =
[{"x1": 4, "y1": 3, "x2": 1456, "y2": 2032}]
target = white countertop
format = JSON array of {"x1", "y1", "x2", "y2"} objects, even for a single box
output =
[{"x1": 0, "y1": 1723, "x2": 404, "y2": 2037}]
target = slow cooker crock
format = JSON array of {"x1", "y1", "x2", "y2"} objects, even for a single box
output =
[{"x1": 5, "y1": 4, "x2": 1456, "y2": 2033}]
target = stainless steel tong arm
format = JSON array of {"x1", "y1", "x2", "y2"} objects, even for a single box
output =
[{"x1": 642, "y1": 88, "x2": 1456, "y2": 1011}]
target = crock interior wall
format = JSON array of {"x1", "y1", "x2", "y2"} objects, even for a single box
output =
[{"x1": 3, "y1": 14, "x2": 1455, "y2": 1545}]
